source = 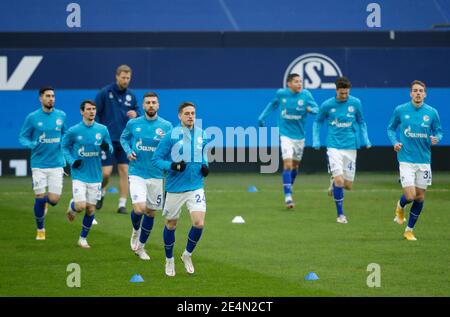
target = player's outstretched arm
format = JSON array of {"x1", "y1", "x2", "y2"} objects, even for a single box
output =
[
  {"x1": 431, "y1": 109, "x2": 443, "y2": 145},
  {"x1": 18, "y1": 114, "x2": 38, "y2": 149},
  {"x1": 387, "y1": 107, "x2": 401, "y2": 147},
  {"x1": 258, "y1": 92, "x2": 280, "y2": 126},
  {"x1": 312, "y1": 104, "x2": 326, "y2": 149},
  {"x1": 200, "y1": 131, "x2": 210, "y2": 176},
  {"x1": 312, "y1": 121, "x2": 322, "y2": 150},
  {"x1": 61, "y1": 129, "x2": 75, "y2": 166},
  {"x1": 355, "y1": 103, "x2": 371, "y2": 148},
  {"x1": 306, "y1": 91, "x2": 319, "y2": 114},
  {"x1": 119, "y1": 121, "x2": 133, "y2": 157}
]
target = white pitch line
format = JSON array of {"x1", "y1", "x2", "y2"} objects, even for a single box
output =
[
  {"x1": 207, "y1": 189, "x2": 450, "y2": 193},
  {"x1": 1, "y1": 189, "x2": 449, "y2": 196}
]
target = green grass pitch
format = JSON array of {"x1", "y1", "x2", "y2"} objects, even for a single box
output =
[{"x1": 0, "y1": 172, "x2": 449, "y2": 296}]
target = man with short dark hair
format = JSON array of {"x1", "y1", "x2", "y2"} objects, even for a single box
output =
[
  {"x1": 95, "y1": 64, "x2": 140, "y2": 214},
  {"x1": 258, "y1": 73, "x2": 318, "y2": 209},
  {"x1": 62, "y1": 100, "x2": 113, "y2": 248},
  {"x1": 313, "y1": 76, "x2": 371, "y2": 224},
  {"x1": 120, "y1": 92, "x2": 172, "y2": 260},
  {"x1": 387, "y1": 80, "x2": 443, "y2": 241},
  {"x1": 19, "y1": 87, "x2": 67, "y2": 240},
  {"x1": 152, "y1": 102, "x2": 209, "y2": 277}
]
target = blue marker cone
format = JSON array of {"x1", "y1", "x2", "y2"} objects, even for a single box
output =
[
  {"x1": 305, "y1": 272, "x2": 319, "y2": 281},
  {"x1": 108, "y1": 187, "x2": 119, "y2": 193},
  {"x1": 248, "y1": 186, "x2": 258, "y2": 193},
  {"x1": 130, "y1": 274, "x2": 144, "y2": 283}
]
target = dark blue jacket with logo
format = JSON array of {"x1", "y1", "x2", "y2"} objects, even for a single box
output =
[{"x1": 95, "y1": 83, "x2": 140, "y2": 142}]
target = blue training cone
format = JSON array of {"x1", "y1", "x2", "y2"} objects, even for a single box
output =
[
  {"x1": 304, "y1": 272, "x2": 319, "y2": 281},
  {"x1": 130, "y1": 274, "x2": 144, "y2": 283},
  {"x1": 247, "y1": 185, "x2": 258, "y2": 193},
  {"x1": 107, "y1": 187, "x2": 119, "y2": 193}
]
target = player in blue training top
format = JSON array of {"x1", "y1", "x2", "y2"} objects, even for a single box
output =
[
  {"x1": 258, "y1": 73, "x2": 318, "y2": 209},
  {"x1": 387, "y1": 80, "x2": 443, "y2": 241},
  {"x1": 151, "y1": 102, "x2": 209, "y2": 277},
  {"x1": 95, "y1": 64, "x2": 141, "y2": 214},
  {"x1": 19, "y1": 86, "x2": 67, "y2": 241},
  {"x1": 313, "y1": 76, "x2": 371, "y2": 224},
  {"x1": 62, "y1": 100, "x2": 113, "y2": 249},
  {"x1": 120, "y1": 92, "x2": 173, "y2": 260}
]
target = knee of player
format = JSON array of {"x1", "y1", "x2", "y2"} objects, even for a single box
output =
[
  {"x1": 333, "y1": 178, "x2": 345, "y2": 187},
  {"x1": 165, "y1": 220, "x2": 178, "y2": 230},
  {"x1": 47, "y1": 196, "x2": 60, "y2": 206},
  {"x1": 414, "y1": 194, "x2": 425, "y2": 202},
  {"x1": 133, "y1": 204, "x2": 146, "y2": 214},
  {"x1": 86, "y1": 208, "x2": 95, "y2": 216},
  {"x1": 405, "y1": 193, "x2": 416, "y2": 202},
  {"x1": 192, "y1": 220, "x2": 205, "y2": 228},
  {"x1": 145, "y1": 209, "x2": 156, "y2": 217},
  {"x1": 74, "y1": 202, "x2": 86, "y2": 212},
  {"x1": 344, "y1": 184, "x2": 353, "y2": 191}
]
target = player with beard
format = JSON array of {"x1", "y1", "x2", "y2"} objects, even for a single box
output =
[
  {"x1": 19, "y1": 87, "x2": 68, "y2": 240},
  {"x1": 120, "y1": 92, "x2": 172, "y2": 260}
]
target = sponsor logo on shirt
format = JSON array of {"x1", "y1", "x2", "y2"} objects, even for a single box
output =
[
  {"x1": 136, "y1": 139, "x2": 156, "y2": 152},
  {"x1": 78, "y1": 146, "x2": 99, "y2": 157},
  {"x1": 403, "y1": 126, "x2": 428, "y2": 139},
  {"x1": 38, "y1": 132, "x2": 60, "y2": 144},
  {"x1": 281, "y1": 109, "x2": 302, "y2": 120},
  {"x1": 331, "y1": 118, "x2": 353, "y2": 128}
]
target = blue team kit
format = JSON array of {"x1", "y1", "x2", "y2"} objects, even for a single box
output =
[
  {"x1": 62, "y1": 121, "x2": 113, "y2": 183},
  {"x1": 313, "y1": 95, "x2": 371, "y2": 149},
  {"x1": 259, "y1": 88, "x2": 319, "y2": 140},
  {"x1": 120, "y1": 115, "x2": 173, "y2": 179},
  {"x1": 387, "y1": 102, "x2": 443, "y2": 164},
  {"x1": 152, "y1": 125, "x2": 209, "y2": 193},
  {"x1": 19, "y1": 108, "x2": 68, "y2": 169}
]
